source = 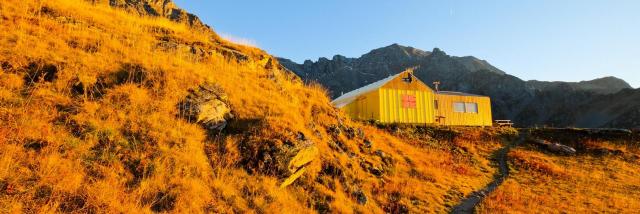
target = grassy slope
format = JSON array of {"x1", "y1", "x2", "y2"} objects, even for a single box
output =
[
  {"x1": 479, "y1": 131, "x2": 640, "y2": 213},
  {"x1": 0, "y1": 0, "x2": 511, "y2": 213}
]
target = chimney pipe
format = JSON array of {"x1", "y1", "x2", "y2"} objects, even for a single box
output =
[{"x1": 433, "y1": 81, "x2": 441, "y2": 92}]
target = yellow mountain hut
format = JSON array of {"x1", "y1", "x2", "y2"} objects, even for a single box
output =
[{"x1": 331, "y1": 70, "x2": 493, "y2": 126}]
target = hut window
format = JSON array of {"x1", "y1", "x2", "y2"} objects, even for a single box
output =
[
  {"x1": 454, "y1": 102, "x2": 478, "y2": 113},
  {"x1": 465, "y1": 103, "x2": 478, "y2": 113},
  {"x1": 453, "y1": 102, "x2": 465, "y2": 113}
]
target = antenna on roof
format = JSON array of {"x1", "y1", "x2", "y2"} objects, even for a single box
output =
[
  {"x1": 406, "y1": 67, "x2": 418, "y2": 74},
  {"x1": 433, "y1": 81, "x2": 441, "y2": 92}
]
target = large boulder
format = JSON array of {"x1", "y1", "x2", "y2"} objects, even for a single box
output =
[
  {"x1": 180, "y1": 84, "x2": 233, "y2": 132},
  {"x1": 547, "y1": 142, "x2": 577, "y2": 155},
  {"x1": 530, "y1": 139, "x2": 577, "y2": 155}
]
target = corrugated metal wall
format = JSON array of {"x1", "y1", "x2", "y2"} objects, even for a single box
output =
[
  {"x1": 378, "y1": 89, "x2": 435, "y2": 124},
  {"x1": 341, "y1": 90, "x2": 380, "y2": 121},
  {"x1": 435, "y1": 94, "x2": 493, "y2": 126}
]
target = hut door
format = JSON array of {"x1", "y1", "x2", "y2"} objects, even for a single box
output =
[{"x1": 434, "y1": 99, "x2": 446, "y2": 125}]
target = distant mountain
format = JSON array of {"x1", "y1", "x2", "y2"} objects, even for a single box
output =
[
  {"x1": 279, "y1": 44, "x2": 638, "y2": 128},
  {"x1": 527, "y1": 77, "x2": 632, "y2": 95}
]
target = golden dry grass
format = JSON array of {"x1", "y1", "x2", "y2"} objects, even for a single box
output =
[
  {"x1": 478, "y1": 138, "x2": 640, "y2": 213},
  {"x1": 0, "y1": 0, "x2": 513, "y2": 213}
]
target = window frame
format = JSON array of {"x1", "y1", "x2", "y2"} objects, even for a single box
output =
[
  {"x1": 465, "y1": 102, "x2": 479, "y2": 114},
  {"x1": 452, "y1": 102, "x2": 479, "y2": 114},
  {"x1": 453, "y1": 102, "x2": 465, "y2": 113}
]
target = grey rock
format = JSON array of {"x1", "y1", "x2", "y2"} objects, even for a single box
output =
[
  {"x1": 369, "y1": 167, "x2": 383, "y2": 177},
  {"x1": 90, "y1": 0, "x2": 209, "y2": 29},
  {"x1": 375, "y1": 150, "x2": 394, "y2": 166},
  {"x1": 531, "y1": 139, "x2": 576, "y2": 155},
  {"x1": 547, "y1": 143, "x2": 577, "y2": 155},
  {"x1": 180, "y1": 83, "x2": 233, "y2": 132},
  {"x1": 363, "y1": 139, "x2": 372, "y2": 149},
  {"x1": 353, "y1": 190, "x2": 367, "y2": 205}
]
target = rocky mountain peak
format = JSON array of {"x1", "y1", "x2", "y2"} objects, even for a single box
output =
[
  {"x1": 332, "y1": 54, "x2": 348, "y2": 61},
  {"x1": 362, "y1": 44, "x2": 431, "y2": 61},
  {"x1": 303, "y1": 59, "x2": 314, "y2": 65},
  {"x1": 432, "y1": 47, "x2": 446, "y2": 56},
  {"x1": 317, "y1": 57, "x2": 331, "y2": 63},
  {"x1": 583, "y1": 76, "x2": 631, "y2": 89}
]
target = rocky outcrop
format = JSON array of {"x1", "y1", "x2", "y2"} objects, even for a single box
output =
[
  {"x1": 179, "y1": 84, "x2": 233, "y2": 132},
  {"x1": 530, "y1": 139, "x2": 577, "y2": 155},
  {"x1": 89, "y1": 0, "x2": 209, "y2": 29},
  {"x1": 279, "y1": 44, "x2": 639, "y2": 128}
]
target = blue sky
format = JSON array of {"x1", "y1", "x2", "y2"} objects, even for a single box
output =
[{"x1": 174, "y1": 0, "x2": 640, "y2": 87}]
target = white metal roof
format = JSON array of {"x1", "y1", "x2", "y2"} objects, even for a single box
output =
[
  {"x1": 331, "y1": 73, "x2": 403, "y2": 108},
  {"x1": 437, "y1": 91, "x2": 489, "y2": 97}
]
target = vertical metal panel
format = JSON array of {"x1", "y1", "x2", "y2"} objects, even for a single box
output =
[
  {"x1": 378, "y1": 88, "x2": 436, "y2": 124},
  {"x1": 423, "y1": 91, "x2": 435, "y2": 124},
  {"x1": 380, "y1": 90, "x2": 385, "y2": 123},
  {"x1": 417, "y1": 91, "x2": 424, "y2": 123}
]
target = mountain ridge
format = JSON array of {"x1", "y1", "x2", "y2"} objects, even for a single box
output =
[
  {"x1": 279, "y1": 44, "x2": 638, "y2": 128},
  {"x1": 281, "y1": 44, "x2": 628, "y2": 93},
  {"x1": 526, "y1": 76, "x2": 632, "y2": 94}
]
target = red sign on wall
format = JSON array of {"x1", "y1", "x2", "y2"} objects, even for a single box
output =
[{"x1": 402, "y1": 95, "x2": 416, "y2": 108}]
